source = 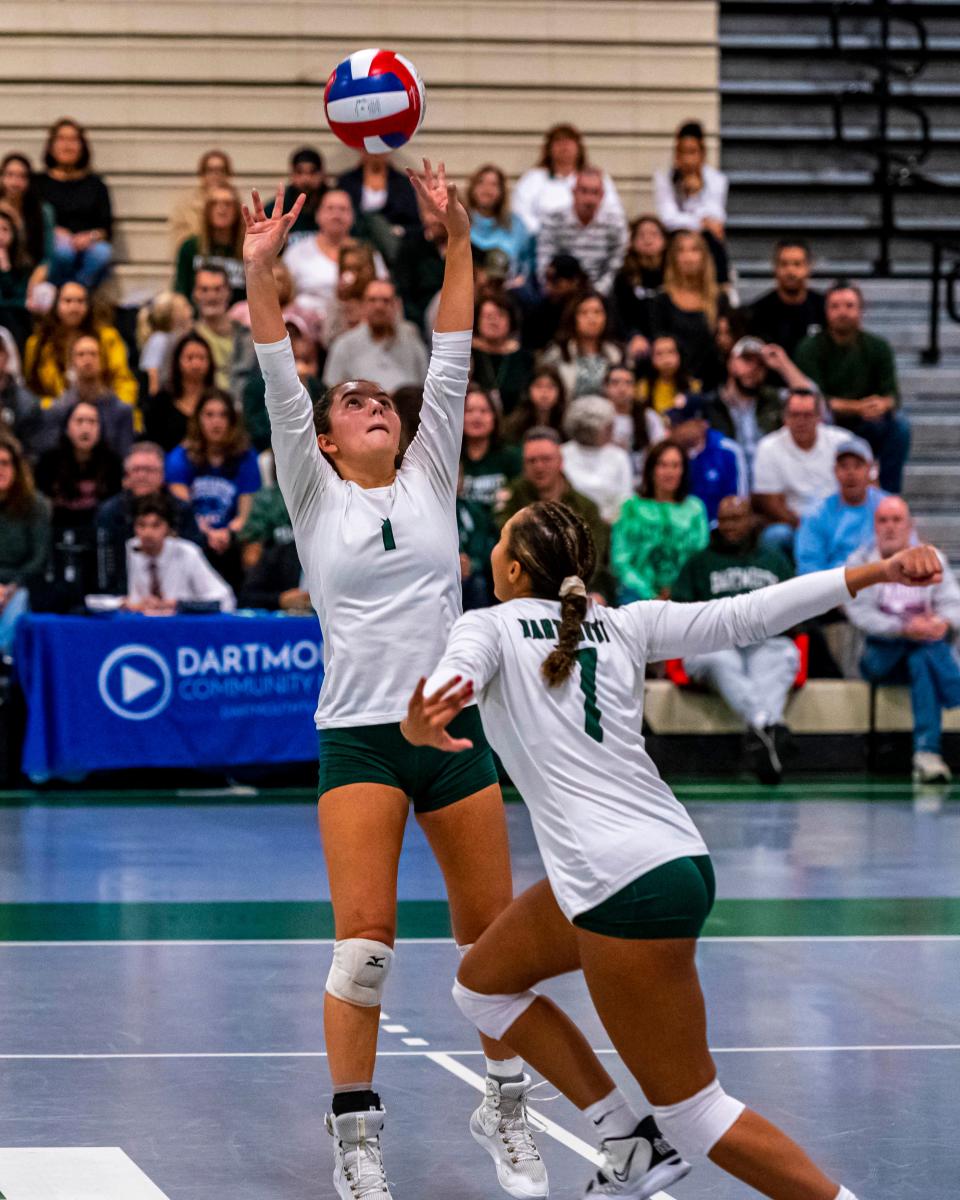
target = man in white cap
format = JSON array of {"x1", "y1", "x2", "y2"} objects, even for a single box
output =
[
  {"x1": 846, "y1": 496, "x2": 960, "y2": 783},
  {"x1": 795, "y1": 435, "x2": 886, "y2": 573}
]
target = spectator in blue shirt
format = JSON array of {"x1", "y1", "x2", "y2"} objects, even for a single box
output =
[
  {"x1": 466, "y1": 164, "x2": 534, "y2": 285},
  {"x1": 664, "y1": 392, "x2": 747, "y2": 523},
  {"x1": 795, "y1": 436, "x2": 886, "y2": 574},
  {"x1": 166, "y1": 388, "x2": 260, "y2": 590}
]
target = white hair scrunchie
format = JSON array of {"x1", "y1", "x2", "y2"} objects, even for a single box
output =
[{"x1": 559, "y1": 575, "x2": 587, "y2": 600}]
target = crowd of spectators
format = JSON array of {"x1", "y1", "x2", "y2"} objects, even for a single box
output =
[{"x1": 0, "y1": 114, "x2": 951, "y2": 781}]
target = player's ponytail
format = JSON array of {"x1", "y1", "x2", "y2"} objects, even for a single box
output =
[{"x1": 507, "y1": 501, "x2": 597, "y2": 688}]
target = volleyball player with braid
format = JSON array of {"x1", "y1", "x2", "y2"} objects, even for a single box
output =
[{"x1": 404, "y1": 499, "x2": 942, "y2": 1200}]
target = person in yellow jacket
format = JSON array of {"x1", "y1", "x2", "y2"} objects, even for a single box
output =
[{"x1": 24, "y1": 281, "x2": 137, "y2": 411}]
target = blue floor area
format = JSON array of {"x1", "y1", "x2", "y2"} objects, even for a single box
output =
[
  {"x1": 3, "y1": 792, "x2": 959, "y2": 903},
  {"x1": 1, "y1": 784, "x2": 958, "y2": 1198}
]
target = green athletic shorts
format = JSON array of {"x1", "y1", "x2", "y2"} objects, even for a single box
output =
[
  {"x1": 317, "y1": 707, "x2": 499, "y2": 813},
  {"x1": 573, "y1": 855, "x2": 716, "y2": 940}
]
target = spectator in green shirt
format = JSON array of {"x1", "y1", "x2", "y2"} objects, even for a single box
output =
[
  {"x1": 457, "y1": 486, "x2": 496, "y2": 611},
  {"x1": 672, "y1": 494, "x2": 797, "y2": 782},
  {"x1": 794, "y1": 282, "x2": 910, "y2": 493},
  {"x1": 611, "y1": 438, "x2": 708, "y2": 602},
  {"x1": 174, "y1": 186, "x2": 246, "y2": 306},
  {"x1": 460, "y1": 383, "x2": 522, "y2": 512}
]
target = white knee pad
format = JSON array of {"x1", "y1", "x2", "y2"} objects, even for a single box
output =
[
  {"x1": 325, "y1": 938, "x2": 394, "y2": 1007},
  {"x1": 653, "y1": 1078, "x2": 745, "y2": 1158},
  {"x1": 451, "y1": 978, "x2": 537, "y2": 1041}
]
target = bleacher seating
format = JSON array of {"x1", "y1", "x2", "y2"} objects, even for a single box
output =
[{"x1": 0, "y1": 0, "x2": 718, "y2": 301}]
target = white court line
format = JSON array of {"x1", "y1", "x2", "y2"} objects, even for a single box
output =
[
  {"x1": 1, "y1": 934, "x2": 958, "y2": 947},
  {"x1": 3, "y1": 1044, "x2": 957, "y2": 1061},
  {"x1": 425, "y1": 1051, "x2": 602, "y2": 1167}
]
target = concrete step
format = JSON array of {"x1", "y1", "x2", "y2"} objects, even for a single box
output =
[
  {"x1": 724, "y1": 143, "x2": 960, "y2": 175},
  {"x1": 0, "y1": 33, "x2": 716, "y2": 93},
  {"x1": 899, "y1": 368, "x2": 960, "y2": 396},
  {"x1": 903, "y1": 464, "x2": 960, "y2": 507},
  {"x1": 722, "y1": 78, "x2": 960, "y2": 100},
  {"x1": 905, "y1": 416, "x2": 960, "y2": 458},
  {"x1": 915, "y1": 512, "x2": 960, "y2": 556},
  {"x1": 723, "y1": 53, "x2": 960, "y2": 87},
  {"x1": 722, "y1": 98, "x2": 960, "y2": 132},
  {"x1": 723, "y1": 123, "x2": 960, "y2": 145},
  {"x1": 721, "y1": 7, "x2": 960, "y2": 41}
]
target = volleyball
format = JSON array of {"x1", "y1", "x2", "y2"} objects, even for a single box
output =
[{"x1": 324, "y1": 49, "x2": 426, "y2": 153}]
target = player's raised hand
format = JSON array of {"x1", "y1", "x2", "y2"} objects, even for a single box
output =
[
  {"x1": 241, "y1": 186, "x2": 306, "y2": 272},
  {"x1": 885, "y1": 545, "x2": 943, "y2": 587},
  {"x1": 407, "y1": 159, "x2": 470, "y2": 239},
  {"x1": 400, "y1": 676, "x2": 474, "y2": 752}
]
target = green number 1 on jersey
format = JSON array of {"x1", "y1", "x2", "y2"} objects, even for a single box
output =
[{"x1": 576, "y1": 647, "x2": 603, "y2": 743}]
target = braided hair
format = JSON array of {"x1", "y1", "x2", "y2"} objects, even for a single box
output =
[{"x1": 507, "y1": 501, "x2": 597, "y2": 688}]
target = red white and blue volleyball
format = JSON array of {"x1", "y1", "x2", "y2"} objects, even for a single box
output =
[{"x1": 324, "y1": 49, "x2": 426, "y2": 153}]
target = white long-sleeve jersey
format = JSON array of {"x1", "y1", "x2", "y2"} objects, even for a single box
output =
[
  {"x1": 426, "y1": 568, "x2": 850, "y2": 919},
  {"x1": 256, "y1": 329, "x2": 470, "y2": 728}
]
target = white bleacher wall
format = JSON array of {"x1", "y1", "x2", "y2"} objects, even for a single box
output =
[{"x1": 0, "y1": 0, "x2": 718, "y2": 301}]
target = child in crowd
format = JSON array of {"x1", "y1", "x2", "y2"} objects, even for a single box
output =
[
  {"x1": 638, "y1": 334, "x2": 700, "y2": 415},
  {"x1": 125, "y1": 491, "x2": 234, "y2": 613},
  {"x1": 135, "y1": 291, "x2": 195, "y2": 398}
]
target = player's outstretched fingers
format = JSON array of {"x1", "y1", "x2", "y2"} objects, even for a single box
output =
[
  {"x1": 250, "y1": 189, "x2": 267, "y2": 223},
  {"x1": 285, "y1": 192, "x2": 307, "y2": 228}
]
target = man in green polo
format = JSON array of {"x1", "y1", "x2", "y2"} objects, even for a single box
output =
[{"x1": 794, "y1": 282, "x2": 910, "y2": 493}]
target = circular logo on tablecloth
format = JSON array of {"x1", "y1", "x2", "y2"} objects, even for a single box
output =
[{"x1": 97, "y1": 644, "x2": 173, "y2": 721}]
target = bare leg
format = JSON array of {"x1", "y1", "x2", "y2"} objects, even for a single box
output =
[
  {"x1": 319, "y1": 783, "x2": 409, "y2": 1086},
  {"x1": 416, "y1": 784, "x2": 519, "y2": 1061},
  {"x1": 575, "y1": 931, "x2": 841, "y2": 1200},
  {"x1": 457, "y1": 878, "x2": 617, "y2": 1108}
]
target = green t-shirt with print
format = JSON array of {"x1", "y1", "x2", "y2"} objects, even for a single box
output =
[{"x1": 460, "y1": 445, "x2": 523, "y2": 509}]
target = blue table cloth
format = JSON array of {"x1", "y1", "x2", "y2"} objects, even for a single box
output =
[{"x1": 15, "y1": 612, "x2": 323, "y2": 781}]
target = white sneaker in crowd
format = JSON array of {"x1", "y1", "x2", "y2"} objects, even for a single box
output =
[{"x1": 912, "y1": 751, "x2": 952, "y2": 784}]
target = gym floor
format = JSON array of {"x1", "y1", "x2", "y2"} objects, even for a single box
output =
[{"x1": 0, "y1": 778, "x2": 957, "y2": 1199}]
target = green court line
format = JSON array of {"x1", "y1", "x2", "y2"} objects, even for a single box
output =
[
  {"x1": 1, "y1": 897, "x2": 959, "y2": 942},
  {"x1": 0, "y1": 779, "x2": 947, "y2": 807}
]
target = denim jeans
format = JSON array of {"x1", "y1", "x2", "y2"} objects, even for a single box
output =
[
  {"x1": 759, "y1": 522, "x2": 796, "y2": 560},
  {"x1": 0, "y1": 586, "x2": 29, "y2": 658},
  {"x1": 49, "y1": 233, "x2": 113, "y2": 290},
  {"x1": 861, "y1": 636, "x2": 960, "y2": 752},
  {"x1": 845, "y1": 413, "x2": 911, "y2": 494}
]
